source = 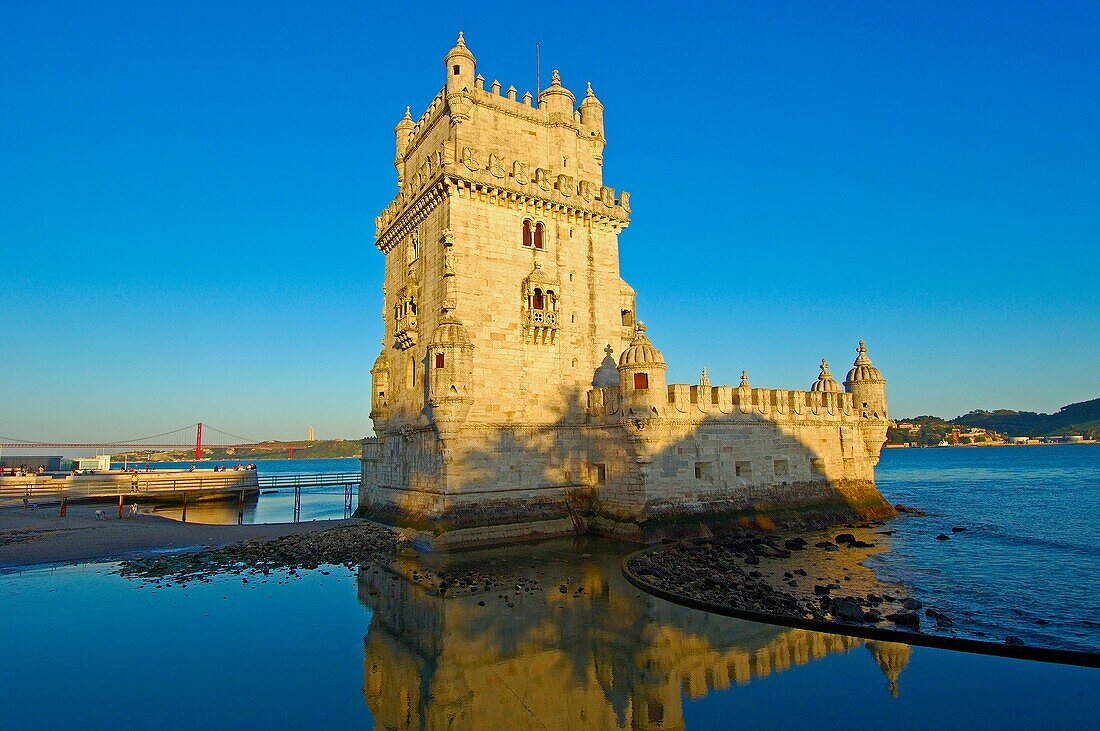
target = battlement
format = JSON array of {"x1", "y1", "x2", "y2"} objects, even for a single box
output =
[
  {"x1": 374, "y1": 147, "x2": 630, "y2": 248},
  {"x1": 586, "y1": 383, "x2": 865, "y2": 422}
]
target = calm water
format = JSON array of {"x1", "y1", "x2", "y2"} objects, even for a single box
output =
[
  {"x1": 126, "y1": 457, "x2": 359, "y2": 524},
  {"x1": 873, "y1": 444, "x2": 1100, "y2": 652},
  {"x1": 134, "y1": 448, "x2": 1100, "y2": 652},
  {"x1": 0, "y1": 539, "x2": 1096, "y2": 730}
]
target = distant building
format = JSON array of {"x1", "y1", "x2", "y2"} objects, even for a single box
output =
[
  {"x1": 308, "y1": 425, "x2": 316, "y2": 442},
  {"x1": 76, "y1": 455, "x2": 111, "y2": 471},
  {"x1": 0, "y1": 455, "x2": 63, "y2": 471}
]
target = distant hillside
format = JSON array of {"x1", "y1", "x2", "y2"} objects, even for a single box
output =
[
  {"x1": 112, "y1": 438, "x2": 364, "y2": 463},
  {"x1": 952, "y1": 398, "x2": 1100, "y2": 438}
]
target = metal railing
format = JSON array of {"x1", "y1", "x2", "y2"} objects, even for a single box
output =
[{"x1": 0, "y1": 471, "x2": 360, "y2": 505}]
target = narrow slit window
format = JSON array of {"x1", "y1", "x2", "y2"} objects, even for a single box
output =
[
  {"x1": 453, "y1": 65, "x2": 460, "y2": 76},
  {"x1": 534, "y1": 222, "x2": 545, "y2": 249},
  {"x1": 435, "y1": 353, "x2": 445, "y2": 369}
]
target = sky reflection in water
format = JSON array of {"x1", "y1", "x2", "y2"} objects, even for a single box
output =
[{"x1": 1, "y1": 538, "x2": 1096, "y2": 730}]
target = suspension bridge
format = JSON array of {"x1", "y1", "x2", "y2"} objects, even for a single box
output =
[
  {"x1": 0, "y1": 423, "x2": 363, "y2": 522},
  {"x1": 0, "y1": 422, "x2": 318, "y2": 460}
]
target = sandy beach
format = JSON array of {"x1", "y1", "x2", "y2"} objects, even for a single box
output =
[{"x1": 0, "y1": 504, "x2": 356, "y2": 569}]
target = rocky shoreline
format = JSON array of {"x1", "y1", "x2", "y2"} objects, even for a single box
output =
[
  {"x1": 118, "y1": 522, "x2": 404, "y2": 584},
  {"x1": 626, "y1": 523, "x2": 963, "y2": 638}
]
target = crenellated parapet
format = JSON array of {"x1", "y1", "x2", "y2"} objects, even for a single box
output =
[
  {"x1": 586, "y1": 383, "x2": 861, "y2": 422},
  {"x1": 378, "y1": 33, "x2": 625, "y2": 249},
  {"x1": 374, "y1": 149, "x2": 630, "y2": 248}
]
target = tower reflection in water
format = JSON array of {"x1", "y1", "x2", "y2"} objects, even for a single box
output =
[{"x1": 357, "y1": 539, "x2": 910, "y2": 729}]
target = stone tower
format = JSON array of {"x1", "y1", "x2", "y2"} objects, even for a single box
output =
[
  {"x1": 362, "y1": 34, "x2": 894, "y2": 546},
  {"x1": 362, "y1": 34, "x2": 638, "y2": 540}
]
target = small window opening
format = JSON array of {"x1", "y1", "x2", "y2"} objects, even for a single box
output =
[
  {"x1": 774, "y1": 459, "x2": 789, "y2": 477},
  {"x1": 532, "y1": 288, "x2": 544, "y2": 310},
  {"x1": 694, "y1": 462, "x2": 713, "y2": 481},
  {"x1": 810, "y1": 457, "x2": 826, "y2": 474},
  {"x1": 435, "y1": 353, "x2": 445, "y2": 369},
  {"x1": 633, "y1": 372, "x2": 649, "y2": 390},
  {"x1": 593, "y1": 463, "x2": 607, "y2": 484},
  {"x1": 522, "y1": 219, "x2": 532, "y2": 247},
  {"x1": 453, "y1": 65, "x2": 460, "y2": 76},
  {"x1": 647, "y1": 701, "x2": 664, "y2": 725},
  {"x1": 735, "y1": 460, "x2": 752, "y2": 478},
  {"x1": 620, "y1": 309, "x2": 634, "y2": 327},
  {"x1": 534, "y1": 222, "x2": 545, "y2": 249}
]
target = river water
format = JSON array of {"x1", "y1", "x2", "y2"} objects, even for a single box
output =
[
  {"x1": 132, "y1": 447, "x2": 1100, "y2": 652},
  {"x1": 1, "y1": 447, "x2": 1096, "y2": 728},
  {"x1": 1, "y1": 539, "x2": 1096, "y2": 729},
  {"x1": 872, "y1": 444, "x2": 1100, "y2": 652}
]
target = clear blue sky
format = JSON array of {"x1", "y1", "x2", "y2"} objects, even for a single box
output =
[{"x1": 2, "y1": 1, "x2": 1097, "y2": 441}]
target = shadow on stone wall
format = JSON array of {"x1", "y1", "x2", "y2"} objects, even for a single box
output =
[
  {"x1": 369, "y1": 390, "x2": 893, "y2": 540},
  {"x1": 357, "y1": 539, "x2": 910, "y2": 729}
]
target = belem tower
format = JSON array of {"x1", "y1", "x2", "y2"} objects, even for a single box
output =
[{"x1": 360, "y1": 34, "x2": 895, "y2": 546}]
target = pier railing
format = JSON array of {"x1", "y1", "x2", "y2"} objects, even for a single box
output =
[{"x1": 0, "y1": 471, "x2": 361, "y2": 506}]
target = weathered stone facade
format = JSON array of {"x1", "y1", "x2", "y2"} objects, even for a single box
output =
[{"x1": 360, "y1": 34, "x2": 894, "y2": 546}]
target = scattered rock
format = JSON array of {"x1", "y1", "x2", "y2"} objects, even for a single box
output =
[
  {"x1": 902, "y1": 597, "x2": 923, "y2": 611},
  {"x1": 835, "y1": 533, "x2": 856, "y2": 545},
  {"x1": 784, "y1": 538, "x2": 807, "y2": 551},
  {"x1": 951, "y1": 526, "x2": 966, "y2": 533},
  {"x1": 886, "y1": 611, "x2": 920, "y2": 629},
  {"x1": 813, "y1": 585, "x2": 831, "y2": 596},
  {"x1": 832, "y1": 597, "x2": 865, "y2": 623},
  {"x1": 1005, "y1": 635, "x2": 1025, "y2": 646},
  {"x1": 935, "y1": 534, "x2": 951, "y2": 541}
]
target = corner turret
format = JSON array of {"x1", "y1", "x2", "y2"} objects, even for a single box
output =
[
  {"x1": 538, "y1": 69, "x2": 576, "y2": 121},
  {"x1": 579, "y1": 81, "x2": 604, "y2": 134},
  {"x1": 394, "y1": 106, "x2": 414, "y2": 187},
  {"x1": 844, "y1": 341, "x2": 887, "y2": 419},
  {"x1": 445, "y1": 31, "x2": 476, "y2": 93},
  {"x1": 617, "y1": 323, "x2": 667, "y2": 415},
  {"x1": 425, "y1": 314, "x2": 474, "y2": 435},
  {"x1": 844, "y1": 340, "x2": 889, "y2": 464},
  {"x1": 370, "y1": 351, "x2": 390, "y2": 427}
]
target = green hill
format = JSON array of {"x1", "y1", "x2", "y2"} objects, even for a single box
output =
[
  {"x1": 112, "y1": 438, "x2": 364, "y2": 463},
  {"x1": 952, "y1": 398, "x2": 1100, "y2": 438}
]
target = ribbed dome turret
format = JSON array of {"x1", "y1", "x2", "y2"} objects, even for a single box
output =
[
  {"x1": 811, "y1": 358, "x2": 843, "y2": 393},
  {"x1": 845, "y1": 340, "x2": 885, "y2": 384},
  {"x1": 618, "y1": 323, "x2": 665, "y2": 368},
  {"x1": 430, "y1": 314, "x2": 471, "y2": 346}
]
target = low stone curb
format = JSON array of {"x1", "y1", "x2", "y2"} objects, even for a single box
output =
[{"x1": 622, "y1": 544, "x2": 1100, "y2": 669}]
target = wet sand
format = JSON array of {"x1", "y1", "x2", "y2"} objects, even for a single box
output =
[{"x1": 0, "y1": 503, "x2": 357, "y2": 569}]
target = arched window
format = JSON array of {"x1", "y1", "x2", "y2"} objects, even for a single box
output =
[
  {"x1": 534, "y1": 222, "x2": 545, "y2": 249},
  {"x1": 532, "y1": 288, "x2": 544, "y2": 310},
  {"x1": 546, "y1": 290, "x2": 556, "y2": 311},
  {"x1": 522, "y1": 219, "x2": 532, "y2": 247}
]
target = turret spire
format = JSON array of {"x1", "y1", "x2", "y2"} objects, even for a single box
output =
[
  {"x1": 854, "y1": 339, "x2": 872, "y2": 366},
  {"x1": 700, "y1": 368, "x2": 710, "y2": 388},
  {"x1": 739, "y1": 370, "x2": 751, "y2": 388}
]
